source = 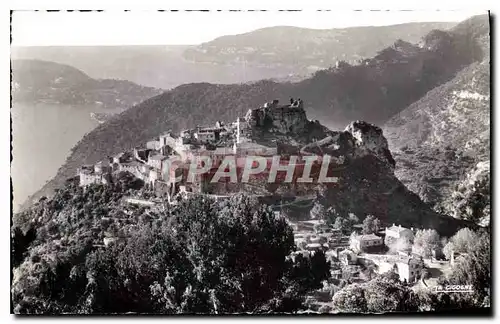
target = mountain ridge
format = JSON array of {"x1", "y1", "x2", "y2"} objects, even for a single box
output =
[
  {"x1": 12, "y1": 22, "x2": 457, "y2": 89},
  {"x1": 183, "y1": 22, "x2": 457, "y2": 68}
]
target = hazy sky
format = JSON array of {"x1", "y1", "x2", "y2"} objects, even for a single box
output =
[{"x1": 11, "y1": 10, "x2": 486, "y2": 46}]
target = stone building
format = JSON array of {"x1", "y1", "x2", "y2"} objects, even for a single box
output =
[
  {"x1": 147, "y1": 154, "x2": 168, "y2": 170},
  {"x1": 134, "y1": 147, "x2": 151, "y2": 163},
  {"x1": 350, "y1": 234, "x2": 384, "y2": 253},
  {"x1": 396, "y1": 256, "x2": 424, "y2": 283},
  {"x1": 384, "y1": 224, "x2": 415, "y2": 247},
  {"x1": 78, "y1": 162, "x2": 112, "y2": 187},
  {"x1": 233, "y1": 141, "x2": 278, "y2": 156},
  {"x1": 194, "y1": 128, "x2": 219, "y2": 143},
  {"x1": 193, "y1": 121, "x2": 227, "y2": 144}
]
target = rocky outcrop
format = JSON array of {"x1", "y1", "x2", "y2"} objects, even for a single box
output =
[
  {"x1": 245, "y1": 100, "x2": 309, "y2": 134},
  {"x1": 270, "y1": 106, "x2": 308, "y2": 133},
  {"x1": 345, "y1": 121, "x2": 396, "y2": 170}
]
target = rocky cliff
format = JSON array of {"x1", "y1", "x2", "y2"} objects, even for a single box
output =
[
  {"x1": 244, "y1": 100, "x2": 309, "y2": 134},
  {"x1": 345, "y1": 121, "x2": 395, "y2": 170}
]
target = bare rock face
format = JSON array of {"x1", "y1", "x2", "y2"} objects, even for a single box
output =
[
  {"x1": 245, "y1": 100, "x2": 309, "y2": 134},
  {"x1": 269, "y1": 106, "x2": 308, "y2": 133},
  {"x1": 345, "y1": 120, "x2": 396, "y2": 170}
]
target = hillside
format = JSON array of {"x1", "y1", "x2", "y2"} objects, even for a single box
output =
[
  {"x1": 19, "y1": 17, "x2": 486, "y2": 211},
  {"x1": 11, "y1": 59, "x2": 164, "y2": 108},
  {"x1": 183, "y1": 22, "x2": 456, "y2": 69},
  {"x1": 383, "y1": 15, "x2": 490, "y2": 225}
]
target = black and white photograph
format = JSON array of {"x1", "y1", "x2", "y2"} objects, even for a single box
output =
[{"x1": 9, "y1": 7, "x2": 492, "y2": 316}]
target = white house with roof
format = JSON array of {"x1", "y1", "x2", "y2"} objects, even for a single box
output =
[
  {"x1": 350, "y1": 234, "x2": 383, "y2": 253},
  {"x1": 384, "y1": 224, "x2": 415, "y2": 246},
  {"x1": 367, "y1": 252, "x2": 424, "y2": 284}
]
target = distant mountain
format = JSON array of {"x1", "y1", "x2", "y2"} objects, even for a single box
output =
[
  {"x1": 183, "y1": 22, "x2": 456, "y2": 68},
  {"x1": 11, "y1": 59, "x2": 164, "y2": 108},
  {"x1": 12, "y1": 46, "x2": 194, "y2": 90},
  {"x1": 384, "y1": 15, "x2": 490, "y2": 225},
  {"x1": 11, "y1": 22, "x2": 456, "y2": 90}
]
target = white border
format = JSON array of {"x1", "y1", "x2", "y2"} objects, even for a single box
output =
[{"x1": 2, "y1": 0, "x2": 497, "y2": 323}]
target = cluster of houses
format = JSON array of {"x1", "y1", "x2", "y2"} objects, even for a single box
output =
[{"x1": 289, "y1": 221, "x2": 425, "y2": 284}]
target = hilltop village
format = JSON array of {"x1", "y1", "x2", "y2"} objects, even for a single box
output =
[
  {"x1": 78, "y1": 98, "x2": 330, "y2": 201},
  {"x1": 75, "y1": 98, "x2": 463, "y2": 312}
]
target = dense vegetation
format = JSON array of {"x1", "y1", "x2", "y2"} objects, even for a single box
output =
[
  {"x1": 11, "y1": 180, "x2": 330, "y2": 314},
  {"x1": 12, "y1": 177, "x2": 490, "y2": 314},
  {"x1": 21, "y1": 16, "x2": 487, "y2": 210}
]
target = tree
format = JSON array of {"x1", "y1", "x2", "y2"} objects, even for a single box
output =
[
  {"x1": 332, "y1": 275, "x2": 420, "y2": 314},
  {"x1": 389, "y1": 237, "x2": 412, "y2": 254},
  {"x1": 12, "y1": 226, "x2": 37, "y2": 268},
  {"x1": 412, "y1": 229, "x2": 441, "y2": 258},
  {"x1": 288, "y1": 250, "x2": 330, "y2": 294},
  {"x1": 362, "y1": 215, "x2": 381, "y2": 234},
  {"x1": 349, "y1": 231, "x2": 359, "y2": 247},
  {"x1": 332, "y1": 216, "x2": 349, "y2": 233},
  {"x1": 443, "y1": 228, "x2": 479, "y2": 260},
  {"x1": 331, "y1": 284, "x2": 367, "y2": 313},
  {"x1": 363, "y1": 277, "x2": 419, "y2": 312},
  {"x1": 380, "y1": 268, "x2": 400, "y2": 282},
  {"x1": 348, "y1": 213, "x2": 359, "y2": 225},
  {"x1": 362, "y1": 263, "x2": 377, "y2": 281},
  {"x1": 310, "y1": 200, "x2": 326, "y2": 220},
  {"x1": 12, "y1": 192, "x2": 330, "y2": 314},
  {"x1": 443, "y1": 241, "x2": 454, "y2": 260},
  {"x1": 448, "y1": 230, "x2": 490, "y2": 304}
]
